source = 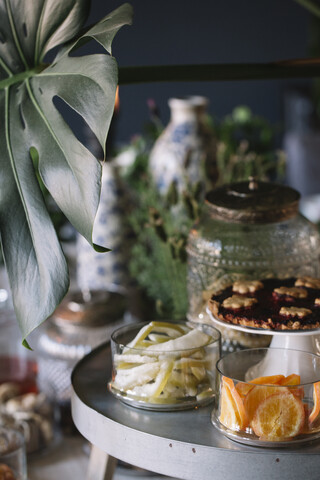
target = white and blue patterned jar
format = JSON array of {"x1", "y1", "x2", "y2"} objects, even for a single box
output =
[
  {"x1": 76, "y1": 161, "x2": 131, "y2": 292},
  {"x1": 149, "y1": 96, "x2": 217, "y2": 195}
]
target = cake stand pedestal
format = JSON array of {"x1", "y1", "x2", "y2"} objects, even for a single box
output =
[{"x1": 206, "y1": 308, "x2": 320, "y2": 379}]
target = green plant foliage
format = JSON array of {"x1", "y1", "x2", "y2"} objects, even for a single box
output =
[
  {"x1": 120, "y1": 129, "x2": 207, "y2": 321},
  {"x1": 0, "y1": 0, "x2": 133, "y2": 342},
  {"x1": 120, "y1": 105, "x2": 286, "y2": 321},
  {"x1": 214, "y1": 106, "x2": 286, "y2": 185},
  {"x1": 125, "y1": 185, "x2": 194, "y2": 320}
]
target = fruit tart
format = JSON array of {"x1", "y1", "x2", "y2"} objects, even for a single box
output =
[{"x1": 208, "y1": 276, "x2": 320, "y2": 331}]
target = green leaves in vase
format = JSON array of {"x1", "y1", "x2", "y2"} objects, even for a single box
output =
[{"x1": 0, "y1": 0, "x2": 133, "y2": 343}]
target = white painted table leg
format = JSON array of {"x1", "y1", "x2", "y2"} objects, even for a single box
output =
[{"x1": 86, "y1": 444, "x2": 118, "y2": 480}]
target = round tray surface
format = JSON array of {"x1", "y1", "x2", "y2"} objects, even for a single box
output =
[{"x1": 71, "y1": 342, "x2": 320, "y2": 480}]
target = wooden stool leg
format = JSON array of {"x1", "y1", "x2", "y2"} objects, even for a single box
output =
[{"x1": 86, "y1": 444, "x2": 118, "y2": 480}]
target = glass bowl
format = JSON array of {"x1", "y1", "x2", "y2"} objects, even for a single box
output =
[
  {"x1": 212, "y1": 347, "x2": 320, "y2": 447},
  {"x1": 108, "y1": 321, "x2": 221, "y2": 411}
]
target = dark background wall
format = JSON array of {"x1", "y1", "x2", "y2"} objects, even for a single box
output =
[{"x1": 86, "y1": 0, "x2": 311, "y2": 145}]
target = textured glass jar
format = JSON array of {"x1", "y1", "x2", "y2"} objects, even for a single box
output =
[{"x1": 186, "y1": 180, "x2": 320, "y2": 351}]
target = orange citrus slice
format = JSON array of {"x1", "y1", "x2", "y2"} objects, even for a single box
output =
[
  {"x1": 235, "y1": 382, "x2": 254, "y2": 398},
  {"x1": 250, "y1": 375, "x2": 285, "y2": 385},
  {"x1": 300, "y1": 403, "x2": 320, "y2": 434},
  {"x1": 244, "y1": 384, "x2": 287, "y2": 423},
  {"x1": 219, "y1": 377, "x2": 248, "y2": 431},
  {"x1": 309, "y1": 381, "x2": 320, "y2": 424},
  {"x1": 279, "y1": 374, "x2": 301, "y2": 386},
  {"x1": 236, "y1": 375, "x2": 286, "y2": 399},
  {"x1": 251, "y1": 391, "x2": 305, "y2": 441},
  {"x1": 219, "y1": 382, "x2": 242, "y2": 430},
  {"x1": 279, "y1": 374, "x2": 304, "y2": 399}
]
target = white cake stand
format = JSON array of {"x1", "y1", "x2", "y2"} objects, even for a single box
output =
[{"x1": 206, "y1": 307, "x2": 320, "y2": 379}]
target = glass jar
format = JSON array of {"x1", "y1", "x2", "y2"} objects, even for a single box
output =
[
  {"x1": 186, "y1": 180, "x2": 320, "y2": 351},
  {"x1": 34, "y1": 290, "x2": 133, "y2": 432}
]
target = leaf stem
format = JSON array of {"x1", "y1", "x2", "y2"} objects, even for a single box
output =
[
  {"x1": 0, "y1": 57, "x2": 13, "y2": 77},
  {"x1": 5, "y1": 0, "x2": 29, "y2": 70},
  {"x1": 0, "y1": 66, "x2": 45, "y2": 90},
  {"x1": 34, "y1": 0, "x2": 49, "y2": 65},
  {"x1": 119, "y1": 60, "x2": 320, "y2": 85}
]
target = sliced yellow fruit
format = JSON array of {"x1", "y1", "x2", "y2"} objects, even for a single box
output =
[
  {"x1": 147, "y1": 329, "x2": 211, "y2": 352},
  {"x1": 150, "y1": 321, "x2": 187, "y2": 335},
  {"x1": 244, "y1": 385, "x2": 288, "y2": 423},
  {"x1": 190, "y1": 366, "x2": 207, "y2": 381},
  {"x1": 113, "y1": 362, "x2": 160, "y2": 390},
  {"x1": 235, "y1": 382, "x2": 254, "y2": 398},
  {"x1": 129, "y1": 360, "x2": 174, "y2": 398},
  {"x1": 126, "y1": 324, "x2": 154, "y2": 349},
  {"x1": 168, "y1": 370, "x2": 200, "y2": 389},
  {"x1": 279, "y1": 374, "x2": 301, "y2": 386},
  {"x1": 250, "y1": 375, "x2": 285, "y2": 385},
  {"x1": 309, "y1": 381, "x2": 320, "y2": 424},
  {"x1": 219, "y1": 377, "x2": 248, "y2": 431},
  {"x1": 251, "y1": 391, "x2": 305, "y2": 441},
  {"x1": 174, "y1": 358, "x2": 206, "y2": 369}
]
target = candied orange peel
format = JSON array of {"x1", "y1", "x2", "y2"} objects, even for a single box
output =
[
  {"x1": 251, "y1": 391, "x2": 305, "y2": 441},
  {"x1": 244, "y1": 384, "x2": 286, "y2": 423},
  {"x1": 219, "y1": 377, "x2": 248, "y2": 430},
  {"x1": 219, "y1": 373, "x2": 316, "y2": 441},
  {"x1": 309, "y1": 381, "x2": 320, "y2": 424}
]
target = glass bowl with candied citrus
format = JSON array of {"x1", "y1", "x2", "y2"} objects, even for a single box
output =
[
  {"x1": 212, "y1": 348, "x2": 320, "y2": 446},
  {"x1": 108, "y1": 320, "x2": 221, "y2": 410}
]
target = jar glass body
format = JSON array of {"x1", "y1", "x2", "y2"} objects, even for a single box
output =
[
  {"x1": 187, "y1": 207, "x2": 320, "y2": 350},
  {"x1": 34, "y1": 290, "x2": 131, "y2": 432}
]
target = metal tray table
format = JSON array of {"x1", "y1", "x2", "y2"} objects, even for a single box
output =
[{"x1": 71, "y1": 342, "x2": 320, "y2": 480}]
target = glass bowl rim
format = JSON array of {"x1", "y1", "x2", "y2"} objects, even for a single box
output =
[
  {"x1": 110, "y1": 320, "x2": 221, "y2": 354},
  {"x1": 216, "y1": 346, "x2": 320, "y2": 386}
]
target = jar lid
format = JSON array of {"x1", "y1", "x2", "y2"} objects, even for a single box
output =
[
  {"x1": 51, "y1": 290, "x2": 127, "y2": 329},
  {"x1": 205, "y1": 179, "x2": 300, "y2": 223}
]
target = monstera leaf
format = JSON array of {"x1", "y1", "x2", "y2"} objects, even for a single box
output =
[{"x1": 0, "y1": 0, "x2": 133, "y2": 344}]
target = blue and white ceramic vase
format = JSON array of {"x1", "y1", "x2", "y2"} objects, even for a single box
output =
[
  {"x1": 149, "y1": 96, "x2": 217, "y2": 195},
  {"x1": 76, "y1": 161, "x2": 131, "y2": 293}
]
